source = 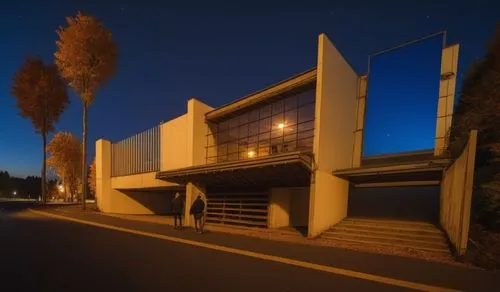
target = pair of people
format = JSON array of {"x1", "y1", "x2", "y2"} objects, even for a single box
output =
[{"x1": 171, "y1": 193, "x2": 205, "y2": 233}]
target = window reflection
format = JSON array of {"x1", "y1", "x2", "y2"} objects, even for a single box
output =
[{"x1": 205, "y1": 86, "x2": 315, "y2": 163}]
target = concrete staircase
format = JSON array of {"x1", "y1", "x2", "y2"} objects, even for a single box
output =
[{"x1": 321, "y1": 218, "x2": 450, "y2": 254}]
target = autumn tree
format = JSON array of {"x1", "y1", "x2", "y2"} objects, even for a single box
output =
[
  {"x1": 450, "y1": 23, "x2": 500, "y2": 159},
  {"x1": 46, "y1": 132, "x2": 82, "y2": 202},
  {"x1": 11, "y1": 57, "x2": 69, "y2": 203},
  {"x1": 55, "y1": 12, "x2": 118, "y2": 209},
  {"x1": 449, "y1": 23, "x2": 500, "y2": 231},
  {"x1": 88, "y1": 159, "x2": 96, "y2": 196}
]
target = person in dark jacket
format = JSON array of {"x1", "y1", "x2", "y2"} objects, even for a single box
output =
[
  {"x1": 171, "y1": 192, "x2": 184, "y2": 230},
  {"x1": 189, "y1": 195, "x2": 205, "y2": 233}
]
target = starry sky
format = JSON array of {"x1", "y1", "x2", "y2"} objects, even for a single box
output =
[{"x1": 0, "y1": 0, "x2": 498, "y2": 177}]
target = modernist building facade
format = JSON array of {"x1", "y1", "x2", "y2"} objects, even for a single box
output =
[{"x1": 96, "y1": 33, "x2": 465, "y2": 239}]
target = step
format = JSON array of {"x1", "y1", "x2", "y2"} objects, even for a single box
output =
[
  {"x1": 338, "y1": 221, "x2": 443, "y2": 234},
  {"x1": 323, "y1": 230, "x2": 448, "y2": 248},
  {"x1": 332, "y1": 223, "x2": 445, "y2": 237},
  {"x1": 321, "y1": 234, "x2": 450, "y2": 254},
  {"x1": 321, "y1": 232, "x2": 449, "y2": 251},
  {"x1": 329, "y1": 226, "x2": 446, "y2": 241},
  {"x1": 343, "y1": 218, "x2": 438, "y2": 228}
]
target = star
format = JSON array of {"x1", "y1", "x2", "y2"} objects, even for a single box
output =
[{"x1": 426, "y1": 15, "x2": 430, "y2": 19}]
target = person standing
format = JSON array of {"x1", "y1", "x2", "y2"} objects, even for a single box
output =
[
  {"x1": 190, "y1": 195, "x2": 205, "y2": 233},
  {"x1": 171, "y1": 192, "x2": 184, "y2": 230}
]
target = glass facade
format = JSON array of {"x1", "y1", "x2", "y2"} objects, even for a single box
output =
[{"x1": 206, "y1": 86, "x2": 316, "y2": 164}]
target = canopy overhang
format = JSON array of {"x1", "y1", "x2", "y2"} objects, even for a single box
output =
[
  {"x1": 156, "y1": 152, "x2": 313, "y2": 189},
  {"x1": 333, "y1": 158, "x2": 451, "y2": 186}
]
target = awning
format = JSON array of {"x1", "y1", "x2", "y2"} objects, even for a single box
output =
[
  {"x1": 333, "y1": 158, "x2": 451, "y2": 186},
  {"x1": 156, "y1": 152, "x2": 313, "y2": 189}
]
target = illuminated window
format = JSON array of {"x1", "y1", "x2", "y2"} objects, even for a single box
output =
[{"x1": 205, "y1": 85, "x2": 316, "y2": 163}]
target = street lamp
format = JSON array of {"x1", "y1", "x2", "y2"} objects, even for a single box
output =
[{"x1": 12, "y1": 191, "x2": 17, "y2": 196}]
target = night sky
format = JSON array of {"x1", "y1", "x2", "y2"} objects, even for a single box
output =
[{"x1": 0, "y1": 0, "x2": 498, "y2": 177}]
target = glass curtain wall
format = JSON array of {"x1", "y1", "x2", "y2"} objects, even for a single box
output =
[{"x1": 206, "y1": 86, "x2": 316, "y2": 164}]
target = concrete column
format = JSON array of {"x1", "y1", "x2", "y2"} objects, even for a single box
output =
[
  {"x1": 268, "y1": 188, "x2": 291, "y2": 229},
  {"x1": 96, "y1": 139, "x2": 112, "y2": 212},
  {"x1": 187, "y1": 98, "x2": 214, "y2": 167},
  {"x1": 435, "y1": 44, "x2": 459, "y2": 156},
  {"x1": 352, "y1": 75, "x2": 367, "y2": 167},
  {"x1": 308, "y1": 34, "x2": 357, "y2": 237},
  {"x1": 184, "y1": 182, "x2": 206, "y2": 227}
]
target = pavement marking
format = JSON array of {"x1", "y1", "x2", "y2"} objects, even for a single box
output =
[{"x1": 29, "y1": 209, "x2": 460, "y2": 292}]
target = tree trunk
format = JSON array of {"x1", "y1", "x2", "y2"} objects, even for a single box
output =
[
  {"x1": 82, "y1": 103, "x2": 88, "y2": 210},
  {"x1": 42, "y1": 132, "x2": 47, "y2": 203}
]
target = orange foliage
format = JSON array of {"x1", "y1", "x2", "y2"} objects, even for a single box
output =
[
  {"x1": 11, "y1": 57, "x2": 69, "y2": 134},
  {"x1": 88, "y1": 159, "x2": 96, "y2": 194},
  {"x1": 54, "y1": 11, "x2": 118, "y2": 104},
  {"x1": 46, "y1": 132, "x2": 82, "y2": 199}
]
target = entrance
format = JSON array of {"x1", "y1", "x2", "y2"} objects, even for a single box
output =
[
  {"x1": 348, "y1": 186, "x2": 440, "y2": 222},
  {"x1": 206, "y1": 192, "x2": 269, "y2": 227}
]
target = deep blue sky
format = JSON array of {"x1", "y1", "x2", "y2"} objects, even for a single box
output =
[
  {"x1": 0, "y1": 0, "x2": 498, "y2": 177},
  {"x1": 363, "y1": 34, "x2": 444, "y2": 156}
]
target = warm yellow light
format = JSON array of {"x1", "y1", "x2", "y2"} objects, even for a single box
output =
[
  {"x1": 58, "y1": 184, "x2": 64, "y2": 193},
  {"x1": 278, "y1": 123, "x2": 285, "y2": 129},
  {"x1": 248, "y1": 150, "x2": 256, "y2": 158}
]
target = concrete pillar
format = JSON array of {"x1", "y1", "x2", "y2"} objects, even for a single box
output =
[
  {"x1": 435, "y1": 44, "x2": 459, "y2": 156},
  {"x1": 187, "y1": 98, "x2": 214, "y2": 167},
  {"x1": 184, "y1": 182, "x2": 206, "y2": 227},
  {"x1": 268, "y1": 188, "x2": 291, "y2": 229},
  {"x1": 308, "y1": 34, "x2": 357, "y2": 237},
  {"x1": 96, "y1": 139, "x2": 112, "y2": 212},
  {"x1": 352, "y1": 75, "x2": 368, "y2": 167}
]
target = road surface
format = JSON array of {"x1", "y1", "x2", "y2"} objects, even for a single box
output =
[{"x1": 0, "y1": 202, "x2": 498, "y2": 291}]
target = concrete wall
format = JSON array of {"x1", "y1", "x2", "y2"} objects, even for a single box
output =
[
  {"x1": 268, "y1": 188, "x2": 291, "y2": 228},
  {"x1": 102, "y1": 189, "x2": 173, "y2": 214},
  {"x1": 441, "y1": 130, "x2": 477, "y2": 256},
  {"x1": 161, "y1": 115, "x2": 188, "y2": 171},
  {"x1": 187, "y1": 99, "x2": 214, "y2": 167},
  {"x1": 308, "y1": 34, "x2": 359, "y2": 237},
  {"x1": 435, "y1": 44, "x2": 460, "y2": 156},
  {"x1": 111, "y1": 172, "x2": 178, "y2": 190},
  {"x1": 352, "y1": 75, "x2": 368, "y2": 167},
  {"x1": 96, "y1": 139, "x2": 177, "y2": 214},
  {"x1": 184, "y1": 182, "x2": 206, "y2": 227},
  {"x1": 290, "y1": 187, "x2": 310, "y2": 227},
  {"x1": 96, "y1": 139, "x2": 112, "y2": 212}
]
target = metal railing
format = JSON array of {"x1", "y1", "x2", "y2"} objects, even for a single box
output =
[{"x1": 111, "y1": 125, "x2": 161, "y2": 177}]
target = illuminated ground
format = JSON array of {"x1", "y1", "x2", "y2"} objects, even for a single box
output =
[{"x1": 0, "y1": 202, "x2": 498, "y2": 292}]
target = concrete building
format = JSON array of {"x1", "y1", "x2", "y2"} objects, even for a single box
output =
[{"x1": 95, "y1": 33, "x2": 476, "y2": 256}]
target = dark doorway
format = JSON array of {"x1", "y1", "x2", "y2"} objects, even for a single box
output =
[{"x1": 348, "y1": 186, "x2": 440, "y2": 222}]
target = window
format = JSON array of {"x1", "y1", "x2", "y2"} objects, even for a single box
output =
[
  {"x1": 249, "y1": 121, "x2": 259, "y2": 136},
  {"x1": 205, "y1": 87, "x2": 316, "y2": 163},
  {"x1": 239, "y1": 124, "x2": 249, "y2": 138},
  {"x1": 229, "y1": 117, "x2": 239, "y2": 129},
  {"x1": 272, "y1": 100, "x2": 283, "y2": 115},
  {"x1": 298, "y1": 104, "x2": 314, "y2": 123},
  {"x1": 260, "y1": 104, "x2": 271, "y2": 118},
  {"x1": 284, "y1": 95, "x2": 298, "y2": 111},
  {"x1": 259, "y1": 118, "x2": 271, "y2": 133},
  {"x1": 284, "y1": 109, "x2": 297, "y2": 125}
]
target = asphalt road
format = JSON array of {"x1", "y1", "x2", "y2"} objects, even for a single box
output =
[{"x1": 0, "y1": 203, "x2": 498, "y2": 292}]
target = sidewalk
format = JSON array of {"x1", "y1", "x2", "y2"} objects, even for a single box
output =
[{"x1": 70, "y1": 206, "x2": 461, "y2": 266}]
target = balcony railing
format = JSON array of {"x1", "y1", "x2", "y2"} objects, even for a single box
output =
[{"x1": 111, "y1": 125, "x2": 160, "y2": 177}]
